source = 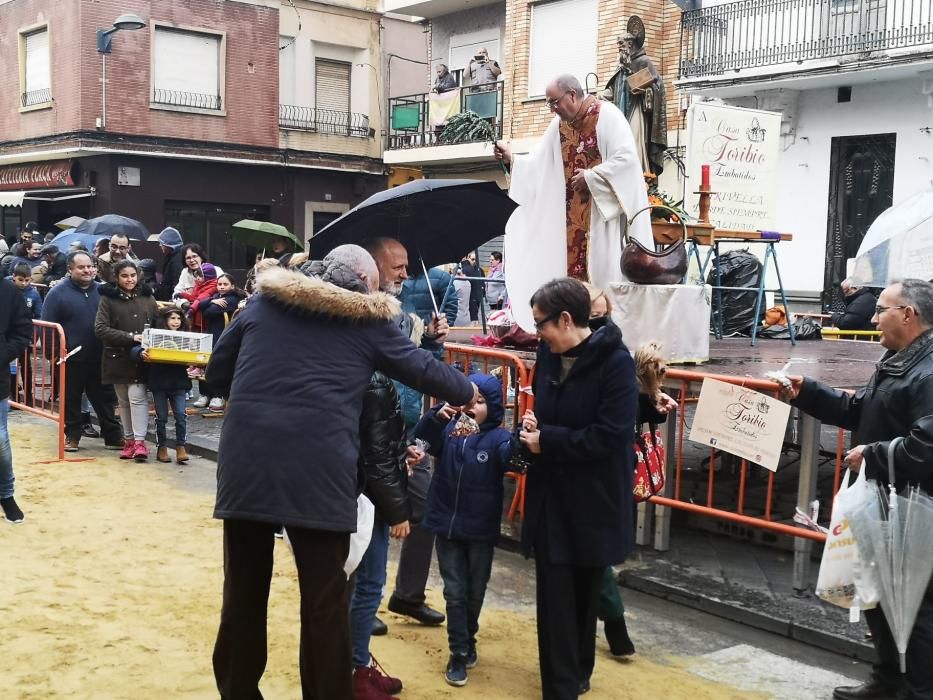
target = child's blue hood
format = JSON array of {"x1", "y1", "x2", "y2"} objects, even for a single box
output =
[{"x1": 468, "y1": 373, "x2": 505, "y2": 430}]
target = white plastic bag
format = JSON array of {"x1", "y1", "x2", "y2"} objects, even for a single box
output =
[
  {"x1": 835, "y1": 464, "x2": 881, "y2": 611},
  {"x1": 344, "y1": 494, "x2": 375, "y2": 578},
  {"x1": 816, "y1": 467, "x2": 879, "y2": 610},
  {"x1": 284, "y1": 494, "x2": 375, "y2": 579}
]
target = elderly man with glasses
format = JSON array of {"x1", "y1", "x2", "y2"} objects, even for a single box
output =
[
  {"x1": 494, "y1": 73, "x2": 652, "y2": 333},
  {"x1": 96, "y1": 233, "x2": 138, "y2": 284},
  {"x1": 783, "y1": 279, "x2": 933, "y2": 700}
]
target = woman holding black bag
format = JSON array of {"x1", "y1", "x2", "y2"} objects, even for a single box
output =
[{"x1": 518, "y1": 278, "x2": 639, "y2": 699}]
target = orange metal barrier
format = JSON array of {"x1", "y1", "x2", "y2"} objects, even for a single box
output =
[
  {"x1": 657, "y1": 367, "x2": 833, "y2": 544},
  {"x1": 443, "y1": 343, "x2": 533, "y2": 520},
  {"x1": 9, "y1": 320, "x2": 67, "y2": 461}
]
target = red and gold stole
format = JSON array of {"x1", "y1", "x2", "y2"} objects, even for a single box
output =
[{"x1": 559, "y1": 97, "x2": 602, "y2": 281}]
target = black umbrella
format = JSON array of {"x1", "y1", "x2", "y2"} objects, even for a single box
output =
[
  {"x1": 310, "y1": 179, "x2": 516, "y2": 269},
  {"x1": 72, "y1": 214, "x2": 149, "y2": 240}
]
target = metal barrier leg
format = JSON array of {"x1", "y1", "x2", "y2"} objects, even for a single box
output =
[
  {"x1": 793, "y1": 411, "x2": 821, "y2": 595},
  {"x1": 653, "y1": 408, "x2": 678, "y2": 552}
]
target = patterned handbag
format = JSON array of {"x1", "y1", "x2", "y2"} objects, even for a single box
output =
[{"x1": 633, "y1": 425, "x2": 665, "y2": 503}]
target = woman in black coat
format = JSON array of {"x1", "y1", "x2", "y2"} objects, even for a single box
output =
[{"x1": 518, "y1": 278, "x2": 638, "y2": 700}]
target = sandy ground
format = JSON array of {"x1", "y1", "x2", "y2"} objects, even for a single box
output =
[{"x1": 2, "y1": 416, "x2": 759, "y2": 699}]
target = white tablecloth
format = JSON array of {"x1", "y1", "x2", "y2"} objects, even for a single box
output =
[{"x1": 609, "y1": 283, "x2": 711, "y2": 363}]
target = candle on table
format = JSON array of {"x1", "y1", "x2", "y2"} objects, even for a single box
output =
[{"x1": 701, "y1": 164, "x2": 711, "y2": 190}]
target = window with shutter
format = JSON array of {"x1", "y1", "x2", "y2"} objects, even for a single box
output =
[
  {"x1": 528, "y1": 0, "x2": 598, "y2": 98},
  {"x1": 315, "y1": 59, "x2": 351, "y2": 134},
  {"x1": 22, "y1": 27, "x2": 51, "y2": 107},
  {"x1": 153, "y1": 27, "x2": 222, "y2": 110}
]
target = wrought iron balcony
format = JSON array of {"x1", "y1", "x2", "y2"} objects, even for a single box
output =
[
  {"x1": 152, "y1": 89, "x2": 222, "y2": 110},
  {"x1": 680, "y1": 0, "x2": 933, "y2": 79},
  {"x1": 21, "y1": 88, "x2": 52, "y2": 107},
  {"x1": 279, "y1": 105, "x2": 371, "y2": 137},
  {"x1": 386, "y1": 81, "x2": 504, "y2": 150}
]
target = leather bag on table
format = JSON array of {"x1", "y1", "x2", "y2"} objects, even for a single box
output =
[{"x1": 620, "y1": 204, "x2": 688, "y2": 285}]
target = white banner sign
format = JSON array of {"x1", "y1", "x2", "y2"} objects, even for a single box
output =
[
  {"x1": 688, "y1": 378, "x2": 791, "y2": 472},
  {"x1": 686, "y1": 103, "x2": 782, "y2": 232}
]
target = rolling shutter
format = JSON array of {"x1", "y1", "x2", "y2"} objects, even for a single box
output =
[
  {"x1": 153, "y1": 28, "x2": 220, "y2": 100},
  {"x1": 315, "y1": 59, "x2": 351, "y2": 113},
  {"x1": 24, "y1": 28, "x2": 51, "y2": 94},
  {"x1": 528, "y1": 0, "x2": 598, "y2": 98}
]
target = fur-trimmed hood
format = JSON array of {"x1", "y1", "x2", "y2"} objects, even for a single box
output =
[
  {"x1": 256, "y1": 266, "x2": 400, "y2": 322},
  {"x1": 97, "y1": 282, "x2": 154, "y2": 300}
]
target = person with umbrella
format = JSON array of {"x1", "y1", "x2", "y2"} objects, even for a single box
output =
[
  {"x1": 362, "y1": 238, "x2": 451, "y2": 633},
  {"x1": 783, "y1": 279, "x2": 933, "y2": 700}
]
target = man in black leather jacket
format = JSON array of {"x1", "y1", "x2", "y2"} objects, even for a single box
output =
[{"x1": 785, "y1": 279, "x2": 933, "y2": 700}]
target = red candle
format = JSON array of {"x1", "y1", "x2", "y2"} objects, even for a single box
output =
[{"x1": 701, "y1": 164, "x2": 711, "y2": 189}]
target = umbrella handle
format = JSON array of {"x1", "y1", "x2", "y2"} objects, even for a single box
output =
[{"x1": 887, "y1": 436, "x2": 903, "y2": 485}]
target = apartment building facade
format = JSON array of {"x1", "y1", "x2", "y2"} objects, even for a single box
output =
[
  {"x1": 677, "y1": 0, "x2": 933, "y2": 305},
  {"x1": 0, "y1": 0, "x2": 385, "y2": 268},
  {"x1": 383, "y1": 0, "x2": 682, "y2": 185}
]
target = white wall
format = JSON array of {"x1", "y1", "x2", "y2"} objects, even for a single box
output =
[{"x1": 769, "y1": 76, "x2": 933, "y2": 293}]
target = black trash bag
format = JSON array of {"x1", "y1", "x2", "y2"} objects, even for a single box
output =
[
  {"x1": 707, "y1": 250, "x2": 764, "y2": 336},
  {"x1": 757, "y1": 316, "x2": 823, "y2": 341}
]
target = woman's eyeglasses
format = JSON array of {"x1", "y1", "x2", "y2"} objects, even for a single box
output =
[{"x1": 533, "y1": 313, "x2": 559, "y2": 331}]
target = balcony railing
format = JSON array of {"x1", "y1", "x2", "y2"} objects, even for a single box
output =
[
  {"x1": 680, "y1": 0, "x2": 933, "y2": 79},
  {"x1": 278, "y1": 104, "x2": 371, "y2": 137},
  {"x1": 387, "y1": 81, "x2": 504, "y2": 150},
  {"x1": 152, "y1": 89, "x2": 222, "y2": 110},
  {"x1": 21, "y1": 88, "x2": 52, "y2": 107}
]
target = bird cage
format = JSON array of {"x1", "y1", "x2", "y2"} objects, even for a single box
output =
[{"x1": 142, "y1": 328, "x2": 213, "y2": 366}]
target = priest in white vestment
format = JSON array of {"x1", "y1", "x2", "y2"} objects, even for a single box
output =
[{"x1": 496, "y1": 74, "x2": 652, "y2": 332}]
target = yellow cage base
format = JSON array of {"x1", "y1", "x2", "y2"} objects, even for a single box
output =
[{"x1": 144, "y1": 348, "x2": 212, "y2": 366}]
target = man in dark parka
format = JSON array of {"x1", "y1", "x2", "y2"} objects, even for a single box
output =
[{"x1": 207, "y1": 244, "x2": 476, "y2": 700}]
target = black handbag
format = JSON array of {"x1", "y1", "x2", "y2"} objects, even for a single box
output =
[{"x1": 620, "y1": 205, "x2": 688, "y2": 285}]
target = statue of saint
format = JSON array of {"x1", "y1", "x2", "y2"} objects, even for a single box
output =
[{"x1": 603, "y1": 16, "x2": 668, "y2": 176}]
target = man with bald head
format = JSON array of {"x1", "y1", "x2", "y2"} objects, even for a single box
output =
[
  {"x1": 207, "y1": 244, "x2": 476, "y2": 699},
  {"x1": 495, "y1": 73, "x2": 652, "y2": 333},
  {"x1": 365, "y1": 236, "x2": 452, "y2": 630}
]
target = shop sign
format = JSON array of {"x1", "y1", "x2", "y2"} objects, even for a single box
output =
[
  {"x1": 685, "y1": 104, "x2": 782, "y2": 231},
  {"x1": 688, "y1": 377, "x2": 791, "y2": 472},
  {"x1": 0, "y1": 160, "x2": 75, "y2": 191}
]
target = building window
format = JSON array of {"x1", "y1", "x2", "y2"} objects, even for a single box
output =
[
  {"x1": 20, "y1": 26, "x2": 52, "y2": 108},
  {"x1": 314, "y1": 59, "x2": 355, "y2": 135},
  {"x1": 528, "y1": 0, "x2": 598, "y2": 98},
  {"x1": 152, "y1": 27, "x2": 223, "y2": 111}
]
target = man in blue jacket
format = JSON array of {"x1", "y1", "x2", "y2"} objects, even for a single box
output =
[
  {"x1": 41, "y1": 251, "x2": 124, "y2": 452},
  {"x1": 0, "y1": 276, "x2": 33, "y2": 523}
]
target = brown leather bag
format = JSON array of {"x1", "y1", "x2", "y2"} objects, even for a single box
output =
[{"x1": 620, "y1": 205, "x2": 688, "y2": 285}]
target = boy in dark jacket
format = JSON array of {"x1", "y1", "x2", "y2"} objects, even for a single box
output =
[{"x1": 413, "y1": 373, "x2": 516, "y2": 687}]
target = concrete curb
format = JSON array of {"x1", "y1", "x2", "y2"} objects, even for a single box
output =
[{"x1": 618, "y1": 569, "x2": 876, "y2": 663}]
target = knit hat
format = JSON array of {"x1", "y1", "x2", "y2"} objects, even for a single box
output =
[
  {"x1": 200, "y1": 263, "x2": 217, "y2": 280},
  {"x1": 158, "y1": 227, "x2": 183, "y2": 251}
]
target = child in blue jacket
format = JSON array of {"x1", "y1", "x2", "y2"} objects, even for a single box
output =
[{"x1": 413, "y1": 372, "x2": 516, "y2": 688}]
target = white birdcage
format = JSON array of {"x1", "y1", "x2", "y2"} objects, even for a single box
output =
[{"x1": 142, "y1": 328, "x2": 213, "y2": 365}]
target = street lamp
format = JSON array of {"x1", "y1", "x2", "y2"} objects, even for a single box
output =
[{"x1": 96, "y1": 13, "x2": 146, "y2": 129}]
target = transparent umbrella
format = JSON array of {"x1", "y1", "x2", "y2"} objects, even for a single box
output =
[
  {"x1": 847, "y1": 437, "x2": 933, "y2": 673},
  {"x1": 851, "y1": 189, "x2": 933, "y2": 287}
]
